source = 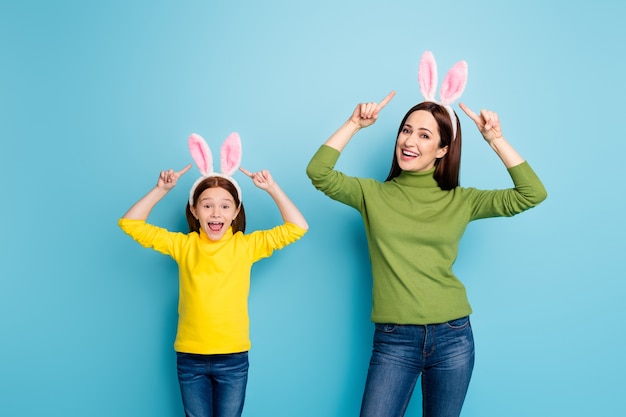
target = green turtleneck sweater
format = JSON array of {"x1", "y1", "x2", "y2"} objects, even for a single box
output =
[{"x1": 306, "y1": 145, "x2": 547, "y2": 324}]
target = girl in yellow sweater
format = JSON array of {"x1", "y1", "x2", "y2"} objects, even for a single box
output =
[{"x1": 119, "y1": 132, "x2": 308, "y2": 417}]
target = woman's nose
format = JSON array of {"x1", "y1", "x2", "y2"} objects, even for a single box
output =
[{"x1": 404, "y1": 133, "x2": 417, "y2": 146}]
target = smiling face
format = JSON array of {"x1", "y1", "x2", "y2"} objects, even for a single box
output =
[
  {"x1": 395, "y1": 110, "x2": 449, "y2": 172},
  {"x1": 190, "y1": 186, "x2": 241, "y2": 241}
]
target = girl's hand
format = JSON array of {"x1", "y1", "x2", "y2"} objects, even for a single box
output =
[
  {"x1": 349, "y1": 90, "x2": 396, "y2": 129},
  {"x1": 459, "y1": 102, "x2": 503, "y2": 143},
  {"x1": 240, "y1": 167, "x2": 275, "y2": 191},
  {"x1": 157, "y1": 164, "x2": 192, "y2": 191}
]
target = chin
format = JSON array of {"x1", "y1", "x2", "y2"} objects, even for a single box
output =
[{"x1": 397, "y1": 160, "x2": 415, "y2": 171}]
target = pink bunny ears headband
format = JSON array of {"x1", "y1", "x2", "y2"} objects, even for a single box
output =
[
  {"x1": 188, "y1": 132, "x2": 242, "y2": 206},
  {"x1": 418, "y1": 51, "x2": 468, "y2": 140}
]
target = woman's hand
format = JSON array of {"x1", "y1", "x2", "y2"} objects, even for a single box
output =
[
  {"x1": 459, "y1": 103, "x2": 526, "y2": 168},
  {"x1": 459, "y1": 102, "x2": 503, "y2": 143},
  {"x1": 321, "y1": 90, "x2": 395, "y2": 153},
  {"x1": 349, "y1": 90, "x2": 396, "y2": 129}
]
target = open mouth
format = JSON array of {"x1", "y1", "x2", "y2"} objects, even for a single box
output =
[
  {"x1": 208, "y1": 222, "x2": 224, "y2": 232},
  {"x1": 402, "y1": 149, "x2": 419, "y2": 158}
]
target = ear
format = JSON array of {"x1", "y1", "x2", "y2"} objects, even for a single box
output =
[
  {"x1": 436, "y1": 145, "x2": 449, "y2": 159},
  {"x1": 189, "y1": 204, "x2": 198, "y2": 219},
  {"x1": 189, "y1": 133, "x2": 213, "y2": 176},
  {"x1": 220, "y1": 132, "x2": 242, "y2": 176},
  {"x1": 439, "y1": 60, "x2": 468, "y2": 105},
  {"x1": 418, "y1": 51, "x2": 438, "y2": 101}
]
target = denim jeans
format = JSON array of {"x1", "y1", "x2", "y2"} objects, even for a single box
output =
[
  {"x1": 176, "y1": 351, "x2": 249, "y2": 417},
  {"x1": 360, "y1": 317, "x2": 475, "y2": 417}
]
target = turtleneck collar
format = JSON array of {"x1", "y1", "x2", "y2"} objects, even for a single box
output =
[
  {"x1": 198, "y1": 226, "x2": 234, "y2": 243},
  {"x1": 392, "y1": 168, "x2": 439, "y2": 188}
]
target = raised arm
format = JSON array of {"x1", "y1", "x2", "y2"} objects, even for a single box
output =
[
  {"x1": 122, "y1": 164, "x2": 192, "y2": 220},
  {"x1": 459, "y1": 102, "x2": 524, "y2": 168},
  {"x1": 239, "y1": 168, "x2": 309, "y2": 231},
  {"x1": 324, "y1": 91, "x2": 396, "y2": 152}
]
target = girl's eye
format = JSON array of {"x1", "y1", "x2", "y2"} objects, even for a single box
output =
[{"x1": 221, "y1": 205, "x2": 230, "y2": 210}]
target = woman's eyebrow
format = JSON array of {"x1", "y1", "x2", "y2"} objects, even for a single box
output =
[{"x1": 404, "y1": 123, "x2": 433, "y2": 134}]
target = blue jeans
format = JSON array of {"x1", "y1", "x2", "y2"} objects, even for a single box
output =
[
  {"x1": 176, "y1": 351, "x2": 249, "y2": 417},
  {"x1": 360, "y1": 317, "x2": 475, "y2": 417}
]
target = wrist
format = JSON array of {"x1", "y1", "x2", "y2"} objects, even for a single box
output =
[
  {"x1": 488, "y1": 135, "x2": 505, "y2": 147},
  {"x1": 265, "y1": 182, "x2": 281, "y2": 195},
  {"x1": 154, "y1": 185, "x2": 171, "y2": 195},
  {"x1": 345, "y1": 119, "x2": 362, "y2": 133}
]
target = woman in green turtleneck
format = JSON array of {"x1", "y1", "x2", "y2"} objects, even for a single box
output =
[{"x1": 306, "y1": 90, "x2": 547, "y2": 417}]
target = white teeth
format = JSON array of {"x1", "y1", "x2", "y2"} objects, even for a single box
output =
[{"x1": 403, "y1": 150, "x2": 418, "y2": 157}]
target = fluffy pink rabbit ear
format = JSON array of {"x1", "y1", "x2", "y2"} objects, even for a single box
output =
[
  {"x1": 220, "y1": 132, "x2": 242, "y2": 176},
  {"x1": 188, "y1": 133, "x2": 213, "y2": 176},
  {"x1": 439, "y1": 60, "x2": 468, "y2": 105},
  {"x1": 418, "y1": 51, "x2": 438, "y2": 101}
]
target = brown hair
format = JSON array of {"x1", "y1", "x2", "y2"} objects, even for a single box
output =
[
  {"x1": 385, "y1": 101, "x2": 462, "y2": 190},
  {"x1": 185, "y1": 176, "x2": 246, "y2": 233}
]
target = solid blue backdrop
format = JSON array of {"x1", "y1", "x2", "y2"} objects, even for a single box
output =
[{"x1": 2, "y1": 0, "x2": 624, "y2": 416}]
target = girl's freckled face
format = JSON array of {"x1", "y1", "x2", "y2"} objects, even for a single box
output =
[{"x1": 191, "y1": 187, "x2": 240, "y2": 241}]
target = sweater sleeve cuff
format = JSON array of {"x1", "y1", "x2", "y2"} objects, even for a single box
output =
[
  {"x1": 317, "y1": 144, "x2": 341, "y2": 162},
  {"x1": 507, "y1": 161, "x2": 536, "y2": 183}
]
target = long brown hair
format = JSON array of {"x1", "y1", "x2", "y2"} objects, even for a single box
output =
[
  {"x1": 185, "y1": 176, "x2": 246, "y2": 233},
  {"x1": 385, "y1": 101, "x2": 462, "y2": 190}
]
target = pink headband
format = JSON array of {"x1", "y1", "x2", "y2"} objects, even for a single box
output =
[
  {"x1": 418, "y1": 51, "x2": 468, "y2": 141},
  {"x1": 188, "y1": 132, "x2": 242, "y2": 206}
]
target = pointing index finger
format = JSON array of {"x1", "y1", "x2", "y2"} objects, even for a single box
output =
[
  {"x1": 459, "y1": 102, "x2": 480, "y2": 123},
  {"x1": 178, "y1": 164, "x2": 193, "y2": 176},
  {"x1": 239, "y1": 167, "x2": 253, "y2": 178},
  {"x1": 377, "y1": 90, "x2": 396, "y2": 111}
]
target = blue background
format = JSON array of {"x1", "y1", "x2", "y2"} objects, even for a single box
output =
[{"x1": 2, "y1": 0, "x2": 624, "y2": 416}]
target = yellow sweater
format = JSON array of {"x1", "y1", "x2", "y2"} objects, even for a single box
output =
[{"x1": 119, "y1": 218, "x2": 307, "y2": 354}]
